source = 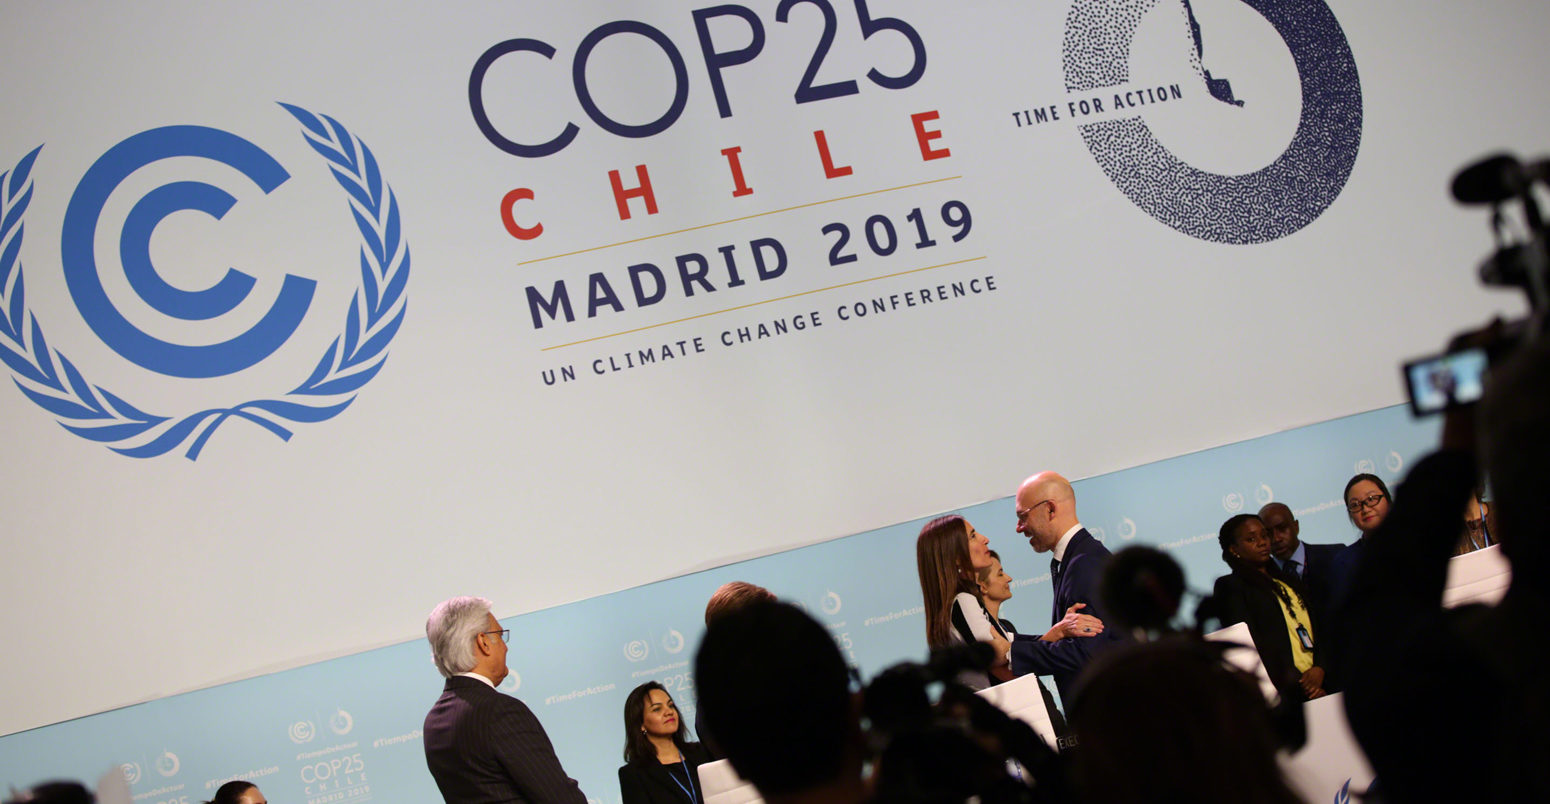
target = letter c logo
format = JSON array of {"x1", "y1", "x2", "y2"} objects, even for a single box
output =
[{"x1": 61, "y1": 125, "x2": 316, "y2": 378}]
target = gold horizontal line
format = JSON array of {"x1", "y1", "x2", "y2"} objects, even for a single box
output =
[
  {"x1": 519, "y1": 176, "x2": 964, "y2": 265},
  {"x1": 540, "y1": 255, "x2": 988, "y2": 351}
]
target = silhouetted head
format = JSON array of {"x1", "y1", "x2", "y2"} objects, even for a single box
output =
[
  {"x1": 1071, "y1": 637, "x2": 1302, "y2": 804},
  {"x1": 695, "y1": 601, "x2": 859, "y2": 797}
]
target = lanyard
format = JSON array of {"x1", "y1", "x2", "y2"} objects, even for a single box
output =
[
  {"x1": 666, "y1": 757, "x2": 697, "y2": 804},
  {"x1": 1467, "y1": 520, "x2": 1492, "y2": 551}
]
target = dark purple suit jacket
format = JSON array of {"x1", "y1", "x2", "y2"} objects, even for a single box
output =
[
  {"x1": 1007, "y1": 528, "x2": 1122, "y2": 702},
  {"x1": 1276, "y1": 541, "x2": 1345, "y2": 623},
  {"x1": 423, "y1": 676, "x2": 587, "y2": 804}
]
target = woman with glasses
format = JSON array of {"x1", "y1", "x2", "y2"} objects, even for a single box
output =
[
  {"x1": 1212, "y1": 513, "x2": 1327, "y2": 701},
  {"x1": 1312, "y1": 472, "x2": 1397, "y2": 693},
  {"x1": 1325, "y1": 474, "x2": 1394, "y2": 615},
  {"x1": 1344, "y1": 474, "x2": 1393, "y2": 536},
  {"x1": 618, "y1": 681, "x2": 711, "y2": 804}
]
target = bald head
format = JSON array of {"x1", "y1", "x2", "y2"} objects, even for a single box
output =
[
  {"x1": 1015, "y1": 471, "x2": 1079, "y2": 552},
  {"x1": 1257, "y1": 502, "x2": 1291, "y2": 519},
  {"x1": 1020, "y1": 471, "x2": 1074, "y2": 503}
]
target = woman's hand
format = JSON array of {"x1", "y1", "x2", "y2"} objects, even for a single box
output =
[
  {"x1": 989, "y1": 632, "x2": 1011, "y2": 666},
  {"x1": 1042, "y1": 603, "x2": 1105, "y2": 641},
  {"x1": 1300, "y1": 666, "x2": 1327, "y2": 699}
]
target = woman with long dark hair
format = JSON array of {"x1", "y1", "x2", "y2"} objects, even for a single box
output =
[
  {"x1": 618, "y1": 681, "x2": 711, "y2": 804},
  {"x1": 916, "y1": 515, "x2": 1004, "y2": 677},
  {"x1": 916, "y1": 515, "x2": 1101, "y2": 689},
  {"x1": 1212, "y1": 513, "x2": 1326, "y2": 701}
]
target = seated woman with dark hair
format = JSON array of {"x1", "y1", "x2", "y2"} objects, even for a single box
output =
[
  {"x1": 1212, "y1": 513, "x2": 1327, "y2": 701},
  {"x1": 618, "y1": 681, "x2": 712, "y2": 804},
  {"x1": 205, "y1": 781, "x2": 265, "y2": 804}
]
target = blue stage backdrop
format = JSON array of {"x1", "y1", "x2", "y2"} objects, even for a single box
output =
[{"x1": 0, "y1": 403, "x2": 1436, "y2": 804}]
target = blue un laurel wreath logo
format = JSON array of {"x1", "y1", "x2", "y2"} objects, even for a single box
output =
[{"x1": 0, "y1": 104, "x2": 410, "y2": 459}]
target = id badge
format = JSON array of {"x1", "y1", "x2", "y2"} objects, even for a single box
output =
[{"x1": 1296, "y1": 624, "x2": 1314, "y2": 652}]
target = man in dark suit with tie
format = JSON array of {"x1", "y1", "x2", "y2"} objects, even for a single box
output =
[
  {"x1": 1259, "y1": 502, "x2": 1344, "y2": 620},
  {"x1": 422, "y1": 596, "x2": 587, "y2": 804},
  {"x1": 1008, "y1": 471, "x2": 1121, "y2": 707}
]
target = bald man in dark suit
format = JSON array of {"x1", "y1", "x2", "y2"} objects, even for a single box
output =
[
  {"x1": 423, "y1": 597, "x2": 586, "y2": 804},
  {"x1": 1007, "y1": 471, "x2": 1123, "y2": 705}
]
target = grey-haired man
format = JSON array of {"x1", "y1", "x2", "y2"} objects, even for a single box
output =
[{"x1": 422, "y1": 596, "x2": 585, "y2": 804}]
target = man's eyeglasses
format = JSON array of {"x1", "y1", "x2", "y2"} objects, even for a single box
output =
[
  {"x1": 1015, "y1": 499, "x2": 1053, "y2": 523},
  {"x1": 482, "y1": 629, "x2": 510, "y2": 644},
  {"x1": 1346, "y1": 493, "x2": 1386, "y2": 513}
]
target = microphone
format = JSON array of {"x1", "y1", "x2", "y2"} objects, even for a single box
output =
[
  {"x1": 1523, "y1": 158, "x2": 1550, "y2": 187},
  {"x1": 1451, "y1": 153, "x2": 1527, "y2": 205}
]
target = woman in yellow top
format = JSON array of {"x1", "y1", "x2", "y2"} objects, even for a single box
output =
[{"x1": 1213, "y1": 513, "x2": 1327, "y2": 701}]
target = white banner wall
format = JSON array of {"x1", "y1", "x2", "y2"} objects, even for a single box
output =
[{"x1": 0, "y1": 1, "x2": 1542, "y2": 736}]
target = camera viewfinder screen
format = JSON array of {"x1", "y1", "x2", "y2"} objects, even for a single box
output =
[{"x1": 1407, "y1": 348, "x2": 1489, "y2": 413}]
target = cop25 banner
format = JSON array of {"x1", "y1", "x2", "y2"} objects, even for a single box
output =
[{"x1": 0, "y1": 1, "x2": 1543, "y2": 736}]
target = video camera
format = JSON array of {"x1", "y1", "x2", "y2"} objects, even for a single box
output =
[
  {"x1": 861, "y1": 642, "x2": 1069, "y2": 804},
  {"x1": 1404, "y1": 153, "x2": 1550, "y2": 415}
]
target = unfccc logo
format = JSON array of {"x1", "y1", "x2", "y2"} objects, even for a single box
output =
[
  {"x1": 624, "y1": 639, "x2": 649, "y2": 662},
  {"x1": 0, "y1": 104, "x2": 410, "y2": 459},
  {"x1": 1222, "y1": 492, "x2": 1244, "y2": 513},
  {"x1": 289, "y1": 719, "x2": 317, "y2": 744}
]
